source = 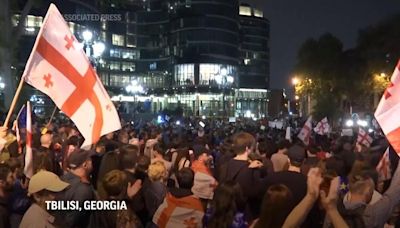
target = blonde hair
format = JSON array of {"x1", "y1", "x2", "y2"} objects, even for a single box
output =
[{"x1": 148, "y1": 161, "x2": 167, "y2": 182}]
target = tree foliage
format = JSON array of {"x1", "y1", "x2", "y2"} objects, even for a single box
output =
[{"x1": 294, "y1": 14, "x2": 400, "y2": 119}]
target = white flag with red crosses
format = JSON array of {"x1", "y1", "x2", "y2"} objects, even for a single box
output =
[
  {"x1": 22, "y1": 4, "x2": 121, "y2": 147},
  {"x1": 376, "y1": 148, "x2": 391, "y2": 181},
  {"x1": 313, "y1": 117, "x2": 330, "y2": 135},
  {"x1": 357, "y1": 128, "x2": 373, "y2": 148},
  {"x1": 375, "y1": 60, "x2": 400, "y2": 155},
  {"x1": 298, "y1": 116, "x2": 312, "y2": 145}
]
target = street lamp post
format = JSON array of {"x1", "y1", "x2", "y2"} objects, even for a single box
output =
[
  {"x1": 126, "y1": 80, "x2": 144, "y2": 120},
  {"x1": 81, "y1": 30, "x2": 105, "y2": 67}
]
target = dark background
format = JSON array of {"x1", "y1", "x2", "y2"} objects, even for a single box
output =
[{"x1": 245, "y1": 0, "x2": 400, "y2": 92}]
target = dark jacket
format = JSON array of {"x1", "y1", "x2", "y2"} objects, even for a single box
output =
[
  {"x1": 60, "y1": 172, "x2": 95, "y2": 228},
  {"x1": 219, "y1": 159, "x2": 265, "y2": 220},
  {"x1": 143, "y1": 180, "x2": 167, "y2": 219},
  {"x1": 88, "y1": 200, "x2": 142, "y2": 228},
  {"x1": 0, "y1": 197, "x2": 9, "y2": 228}
]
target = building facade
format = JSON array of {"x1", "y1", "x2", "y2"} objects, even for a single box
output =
[{"x1": 13, "y1": 0, "x2": 270, "y2": 118}]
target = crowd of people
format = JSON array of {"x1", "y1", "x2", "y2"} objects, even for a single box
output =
[{"x1": 0, "y1": 116, "x2": 398, "y2": 228}]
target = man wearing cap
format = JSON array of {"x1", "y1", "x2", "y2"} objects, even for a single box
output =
[
  {"x1": 264, "y1": 144, "x2": 307, "y2": 213},
  {"x1": 60, "y1": 149, "x2": 95, "y2": 228},
  {"x1": 20, "y1": 170, "x2": 69, "y2": 228}
]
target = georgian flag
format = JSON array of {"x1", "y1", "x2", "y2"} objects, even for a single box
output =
[
  {"x1": 375, "y1": 60, "x2": 400, "y2": 155},
  {"x1": 298, "y1": 116, "x2": 312, "y2": 145},
  {"x1": 24, "y1": 102, "x2": 33, "y2": 178},
  {"x1": 376, "y1": 148, "x2": 391, "y2": 181},
  {"x1": 357, "y1": 128, "x2": 373, "y2": 148},
  {"x1": 22, "y1": 4, "x2": 121, "y2": 147},
  {"x1": 153, "y1": 193, "x2": 204, "y2": 228},
  {"x1": 314, "y1": 117, "x2": 330, "y2": 135}
]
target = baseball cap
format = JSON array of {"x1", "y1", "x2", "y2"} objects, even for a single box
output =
[
  {"x1": 288, "y1": 145, "x2": 306, "y2": 163},
  {"x1": 67, "y1": 149, "x2": 95, "y2": 169},
  {"x1": 28, "y1": 170, "x2": 69, "y2": 194}
]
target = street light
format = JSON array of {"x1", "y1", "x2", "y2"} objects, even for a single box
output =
[
  {"x1": 292, "y1": 77, "x2": 300, "y2": 86},
  {"x1": 0, "y1": 77, "x2": 5, "y2": 90},
  {"x1": 82, "y1": 30, "x2": 93, "y2": 42},
  {"x1": 92, "y1": 42, "x2": 105, "y2": 58},
  {"x1": 126, "y1": 80, "x2": 145, "y2": 118}
]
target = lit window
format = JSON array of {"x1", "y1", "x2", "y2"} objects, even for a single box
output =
[
  {"x1": 112, "y1": 34, "x2": 125, "y2": 46},
  {"x1": 244, "y1": 59, "x2": 250, "y2": 65},
  {"x1": 12, "y1": 14, "x2": 20, "y2": 26},
  {"x1": 26, "y1": 15, "x2": 42, "y2": 27},
  {"x1": 122, "y1": 62, "x2": 135, "y2": 72},
  {"x1": 254, "y1": 9, "x2": 263, "y2": 18},
  {"x1": 120, "y1": 50, "x2": 139, "y2": 59},
  {"x1": 239, "y1": 6, "x2": 252, "y2": 16},
  {"x1": 110, "y1": 61, "x2": 120, "y2": 70},
  {"x1": 110, "y1": 75, "x2": 130, "y2": 87},
  {"x1": 110, "y1": 49, "x2": 121, "y2": 58},
  {"x1": 100, "y1": 31, "x2": 106, "y2": 42},
  {"x1": 199, "y1": 64, "x2": 237, "y2": 85},
  {"x1": 174, "y1": 64, "x2": 195, "y2": 86}
]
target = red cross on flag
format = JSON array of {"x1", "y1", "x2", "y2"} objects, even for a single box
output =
[
  {"x1": 298, "y1": 116, "x2": 312, "y2": 145},
  {"x1": 22, "y1": 4, "x2": 121, "y2": 147},
  {"x1": 313, "y1": 117, "x2": 330, "y2": 135},
  {"x1": 375, "y1": 60, "x2": 400, "y2": 154},
  {"x1": 376, "y1": 148, "x2": 391, "y2": 181},
  {"x1": 357, "y1": 128, "x2": 373, "y2": 148}
]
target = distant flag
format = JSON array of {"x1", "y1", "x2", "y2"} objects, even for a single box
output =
[
  {"x1": 22, "y1": 4, "x2": 121, "y2": 148},
  {"x1": 285, "y1": 127, "x2": 291, "y2": 142},
  {"x1": 357, "y1": 128, "x2": 373, "y2": 148},
  {"x1": 298, "y1": 116, "x2": 312, "y2": 145},
  {"x1": 24, "y1": 101, "x2": 33, "y2": 179},
  {"x1": 376, "y1": 148, "x2": 391, "y2": 181},
  {"x1": 375, "y1": 60, "x2": 400, "y2": 155},
  {"x1": 314, "y1": 117, "x2": 330, "y2": 135},
  {"x1": 13, "y1": 105, "x2": 26, "y2": 154}
]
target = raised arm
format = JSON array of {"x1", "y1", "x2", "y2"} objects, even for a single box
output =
[{"x1": 282, "y1": 168, "x2": 322, "y2": 228}]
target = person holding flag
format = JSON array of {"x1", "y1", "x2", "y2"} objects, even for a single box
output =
[
  {"x1": 298, "y1": 116, "x2": 313, "y2": 145},
  {"x1": 11, "y1": 3, "x2": 121, "y2": 149}
]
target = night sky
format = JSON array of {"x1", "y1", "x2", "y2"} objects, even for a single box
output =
[{"x1": 246, "y1": 0, "x2": 400, "y2": 92}]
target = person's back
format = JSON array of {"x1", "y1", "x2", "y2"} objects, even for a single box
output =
[
  {"x1": 153, "y1": 168, "x2": 204, "y2": 228},
  {"x1": 265, "y1": 170, "x2": 307, "y2": 209},
  {"x1": 222, "y1": 159, "x2": 262, "y2": 199},
  {"x1": 271, "y1": 151, "x2": 288, "y2": 172},
  {"x1": 265, "y1": 145, "x2": 307, "y2": 210}
]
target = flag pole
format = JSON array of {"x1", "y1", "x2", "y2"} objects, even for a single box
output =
[
  {"x1": 46, "y1": 106, "x2": 58, "y2": 127},
  {"x1": 3, "y1": 79, "x2": 24, "y2": 128}
]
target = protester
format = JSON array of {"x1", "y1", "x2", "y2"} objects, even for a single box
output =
[
  {"x1": 19, "y1": 170, "x2": 69, "y2": 228},
  {"x1": 144, "y1": 161, "x2": 167, "y2": 220},
  {"x1": 264, "y1": 144, "x2": 307, "y2": 213},
  {"x1": 60, "y1": 149, "x2": 96, "y2": 228},
  {"x1": 0, "y1": 164, "x2": 13, "y2": 228},
  {"x1": 7, "y1": 158, "x2": 30, "y2": 228},
  {"x1": 88, "y1": 170, "x2": 142, "y2": 228},
  {"x1": 218, "y1": 132, "x2": 266, "y2": 220},
  {"x1": 204, "y1": 181, "x2": 247, "y2": 228},
  {"x1": 153, "y1": 168, "x2": 204, "y2": 228},
  {"x1": 270, "y1": 140, "x2": 290, "y2": 172}
]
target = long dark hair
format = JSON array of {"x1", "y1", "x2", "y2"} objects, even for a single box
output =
[
  {"x1": 254, "y1": 184, "x2": 293, "y2": 228},
  {"x1": 208, "y1": 181, "x2": 245, "y2": 228}
]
